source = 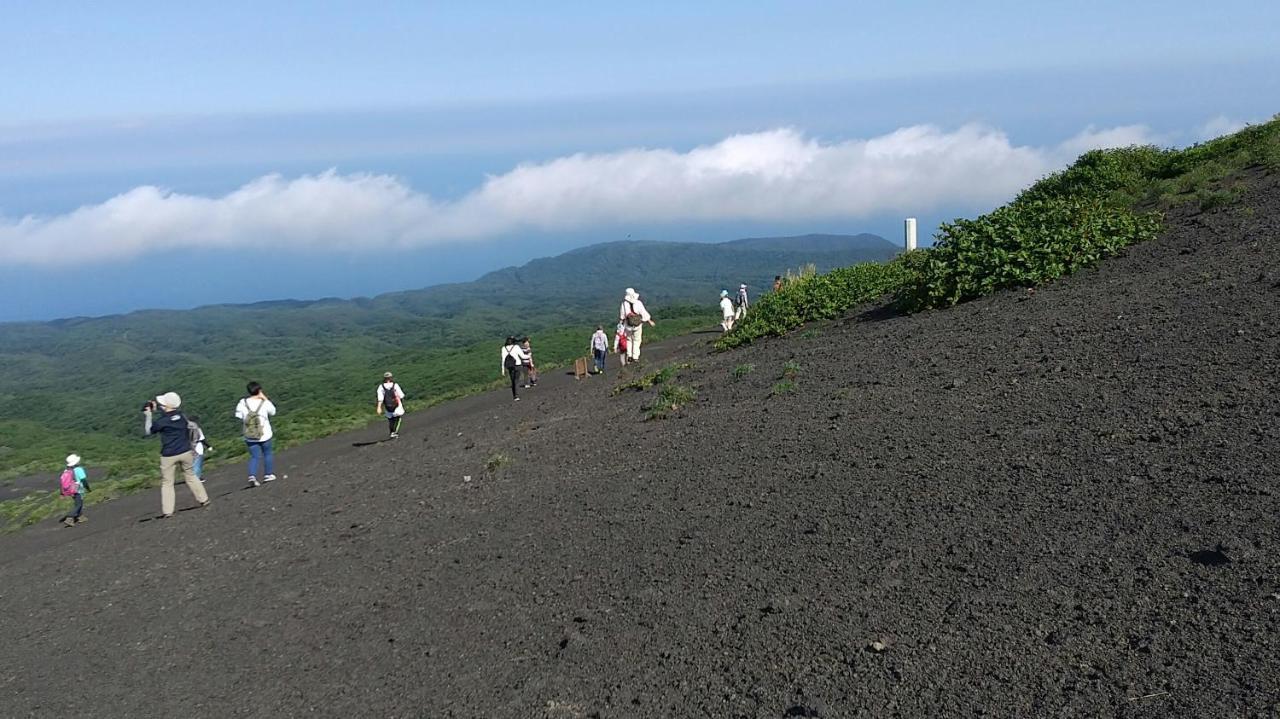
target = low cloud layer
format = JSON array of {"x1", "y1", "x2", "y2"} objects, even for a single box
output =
[{"x1": 1, "y1": 122, "x2": 1159, "y2": 266}]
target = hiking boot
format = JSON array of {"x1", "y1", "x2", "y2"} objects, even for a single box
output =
[
  {"x1": 263, "y1": 474, "x2": 277, "y2": 482},
  {"x1": 75, "y1": 515, "x2": 87, "y2": 524},
  {"x1": 199, "y1": 500, "x2": 210, "y2": 509},
  {"x1": 61, "y1": 517, "x2": 74, "y2": 527},
  {"x1": 389, "y1": 432, "x2": 399, "y2": 439},
  {"x1": 247, "y1": 476, "x2": 261, "y2": 487}
]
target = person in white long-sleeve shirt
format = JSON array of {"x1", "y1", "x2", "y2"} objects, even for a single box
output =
[
  {"x1": 500, "y1": 337, "x2": 529, "y2": 400},
  {"x1": 619, "y1": 287, "x2": 656, "y2": 363},
  {"x1": 590, "y1": 326, "x2": 609, "y2": 374}
]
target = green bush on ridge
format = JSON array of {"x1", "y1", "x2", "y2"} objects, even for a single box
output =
[
  {"x1": 893, "y1": 198, "x2": 1161, "y2": 312},
  {"x1": 716, "y1": 260, "x2": 909, "y2": 349},
  {"x1": 716, "y1": 116, "x2": 1280, "y2": 340}
]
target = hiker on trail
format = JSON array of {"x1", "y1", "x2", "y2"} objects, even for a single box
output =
[
  {"x1": 619, "y1": 288, "x2": 655, "y2": 363},
  {"x1": 58, "y1": 453, "x2": 90, "y2": 527},
  {"x1": 187, "y1": 415, "x2": 213, "y2": 483},
  {"x1": 377, "y1": 372, "x2": 406, "y2": 439},
  {"x1": 614, "y1": 321, "x2": 629, "y2": 366},
  {"x1": 521, "y1": 337, "x2": 538, "y2": 387},
  {"x1": 143, "y1": 392, "x2": 210, "y2": 517},
  {"x1": 501, "y1": 337, "x2": 529, "y2": 401},
  {"x1": 590, "y1": 325, "x2": 609, "y2": 374},
  {"x1": 719, "y1": 290, "x2": 736, "y2": 332},
  {"x1": 736, "y1": 283, "x2": 749, "y2": 320},
  {"x1": 773, "y1": 275, "x2": 783, "y2": 292},
  {"x1": 235, "y1": 382, "x2": 277, "y2": 487}
]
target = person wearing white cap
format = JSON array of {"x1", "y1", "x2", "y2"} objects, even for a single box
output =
[
  {"x1": 376, "y1": 372, "x2": 406, "y2": 439},
  {"x1": 58, "y1": 453, "x2": 90, "y2": 527},
  {"x1": 618, "y1": 288, "x2": 655, "y2": 363},
  {"x1": 735, "y1": 283, "x2": 749, "y2": 320},
  {"x1": 143, "y1": 391, "x2": 210, "y2": 517},
  {"x1": 719, "y1": 289, "x2": 736, "y2": 332}
]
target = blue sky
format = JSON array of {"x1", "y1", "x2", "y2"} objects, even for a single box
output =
[{"x1": 1, "y1": 1, "x2": 1277, "y2": 321}]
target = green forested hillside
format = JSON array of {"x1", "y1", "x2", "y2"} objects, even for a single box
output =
[{"x1": 0, "y1": 233, "x2": 897, "y2": 496}]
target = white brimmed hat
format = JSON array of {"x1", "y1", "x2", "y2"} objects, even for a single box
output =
[
  {"x1": 155, "y1": 391, "x2": 181, "y2": 409},
  {"x1": 65, "y1": 454, "x2": 81, "y2": 467},
  {"x1": 624, "y1": 287, "x2": 639, "y2": 302}
]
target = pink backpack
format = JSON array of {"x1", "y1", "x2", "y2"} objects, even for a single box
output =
[{"x1": 59, "y1": 469, "x2": 77, "y2": 496}]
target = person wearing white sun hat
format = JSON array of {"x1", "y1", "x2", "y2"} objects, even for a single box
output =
[
  {"x1": 57, "y1": 453, "x2": 90, "y2": 527},
  {"x1": 143, "y1": 391, "x2": 209, "y2": 518},
  {"x1": 619, "y1": 287, "x2": 655, "y2": 363}
]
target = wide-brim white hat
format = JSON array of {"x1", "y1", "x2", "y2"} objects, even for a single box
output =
[
  {"x1": 65, "y1": 453, "x2": 81, "y2": 467},
  {"x1": 624, "y1": 288, "x2": 639, "y2": 302},
  {"x1": 156, "y1": 391, "x2": 181, "y2": 409}
]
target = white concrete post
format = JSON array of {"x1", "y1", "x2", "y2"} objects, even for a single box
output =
[{"x1": 904, "y1": 217, "x2": 918, "y2": 251}]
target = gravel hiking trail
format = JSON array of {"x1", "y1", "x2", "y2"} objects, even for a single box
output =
[{"x1": 2, "y1": 171, "x2": 1278, "y2": 718}]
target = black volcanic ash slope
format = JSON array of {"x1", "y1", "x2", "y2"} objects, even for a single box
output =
[{"x1": 0, "y1": 176, "x2": 1277, "y2": 717}]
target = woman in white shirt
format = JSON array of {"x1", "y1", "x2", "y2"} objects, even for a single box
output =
[
  {"x1": 500, "y1": 337, "x2": 529, "y2": 401},
  {"x1": 234, "y1": 381, "x2": 277, "y2": 487}
]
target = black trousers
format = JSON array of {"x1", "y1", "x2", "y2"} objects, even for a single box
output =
[
  {"x1": 387, "y1": 415, "x2": 402, "y2": 434},
  {"x1": 508, "y1": 365, "x2": 521, "y2": 397}
]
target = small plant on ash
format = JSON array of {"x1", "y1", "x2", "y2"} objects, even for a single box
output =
[
  {"x1": 645, "y1": 384, "x2": 696, "y2": 420},
  {"x1": 484, "y1": 452, "x2": 512, "y2": 475},
  {"x1": 612, "y1": 362, "x2": 694, "y2": 395},
  {"x1": 731, "y1": 363, "x2": 755, "y2": 380}
]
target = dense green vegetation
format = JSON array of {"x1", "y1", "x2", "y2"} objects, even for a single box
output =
[
  {"x1": 718, "y1": 116, "x2": 1280, "y2": 349},
  {"x1": 0, "y1": 234, "x2": 896, "y2": 530},
  {"x1": 896, "y1": 117, "x2": 1280, "y2": 311},
  {"x1": 715, "y1": 260, "x2": 910, "y2": 349}
]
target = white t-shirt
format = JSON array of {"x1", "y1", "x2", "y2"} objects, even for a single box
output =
[
  {"x1": 235, "y1": 396, "x2": 277, "y2": 442},
  {"x1": 720, "y1": 297, "x2": 735, "y2": 317},
  {"x1": 377, "y1": 382, "x2": 406, "y2": 417}
]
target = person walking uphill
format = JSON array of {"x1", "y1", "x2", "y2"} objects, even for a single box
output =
[
  {"x1": 736, "y1": 283, "x2": 749, "y2": 320},
  {"x1": 58, "y1": 453, "x2": 90, "y2": 527},
  {"x1": 143, "y1": 392, "x2": 209, "y2": 518},
  {"x1": 719, "y1": 289, "x2": 736, "y2": 332},
  {"x1": 235, "y1": 382, "x2": 277, "y2": 487},
  {"x1": 501, "y1": 337, "x2": 528, "y2": 401},
  {"x1": 188, "y1": 415, "x2": 213, "y2": 482},
  {"x1": 590, "y1": 325, "x2": 609, "y2": 374},
  {"x1": 377, "y1": 372, "x2": 406, "y2": 439},
  {"x1": 619, "y1": 287, "x2": 656, "y2": 363}
]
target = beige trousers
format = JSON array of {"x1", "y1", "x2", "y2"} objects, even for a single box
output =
[
  {"x1": 159, "y1": 451, "x2": 208, "y2": 516},
  {"x1": 625, "y1": 324, "x2": 644, "y2": 360}
]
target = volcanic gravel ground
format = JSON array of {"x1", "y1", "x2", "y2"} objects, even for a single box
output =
[{"x1": 2, "y1": 171, "x2": 1279, "y2": 718}]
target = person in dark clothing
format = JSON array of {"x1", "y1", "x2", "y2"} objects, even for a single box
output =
[{"x1": 142, "y1": 391, "x2": 209, "y2": 518}]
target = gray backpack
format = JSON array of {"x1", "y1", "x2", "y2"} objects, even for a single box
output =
[{"x1": 243, "y1": 399, "x2": 267, "y2": 440}]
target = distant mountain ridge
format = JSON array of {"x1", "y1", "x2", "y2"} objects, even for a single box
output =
[{"x1": 722, "y1": 232, "x2": 893, "y2": 252}]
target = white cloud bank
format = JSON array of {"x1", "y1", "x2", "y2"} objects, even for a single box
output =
[{"x1": 0, "y1": 122, "x2": 1158, "y2": 266}]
